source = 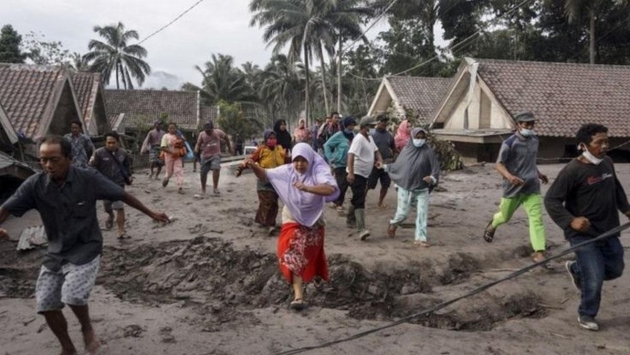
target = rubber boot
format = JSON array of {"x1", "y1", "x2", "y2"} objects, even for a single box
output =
[
  {"x1": 356, "y1": 209, "x2": 370, "y2": 240},
  {"x1": 346, "y1": 205, "x2": 356, "y2": 229}
]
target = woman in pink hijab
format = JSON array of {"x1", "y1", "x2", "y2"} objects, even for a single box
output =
[
  {"x1": 395, "y1": 120, "x2": 412, "y2": 152},
  {"x1": 245, "y1": 143, "x2": 338, "y2": 311},
  {"x1": 292, "y1": 118, "x2": 311, "y2": 144}
]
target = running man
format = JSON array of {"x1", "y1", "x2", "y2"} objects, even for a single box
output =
[
  {"x1": 483, "y1": 111, "x2": 548, "y2": 263},
  {"x1": 195, "y1": 121, "x2": 232, "y2": 197},
  {"x1": 545, "y1": 123, "x2": 630, "y2": 331},
  {"x1": 0, "y1": 135, "x2": 169, "y2": 355}
]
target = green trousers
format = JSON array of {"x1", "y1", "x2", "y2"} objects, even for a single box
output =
[{"x1": 491, "y1": 193, "x2": 546, "y2": 252}]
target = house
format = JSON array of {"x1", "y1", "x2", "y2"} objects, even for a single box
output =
[
  {"x1": 0, "y1": 64, "x2": 85, "y2": 141},
  {"x1": 104, "y1": 89, "x2": 219, "y2": 135},
  {"x1": 430, "y1": 58, "x2": 630, "y2": 164},
  {"x1": 0, "y1": 101, "x2": 18, "y2": 153},
  {"x1": 368, "y1": 76, "x2": 452, "y2": 125},
  {"x1": 70, "y1": 72, "x2": 110, "y2": 136}
]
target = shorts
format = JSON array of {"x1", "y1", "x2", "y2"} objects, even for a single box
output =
[
  {"x1": 35, "y1": 255, "x2": 100, "y2": 313},
  {"x1": 103, "y1": 200, "x2": 124, "y2": 212},
  {"x1": 200, "y1": 155, "x2": 221, "y2": 176},
  {"x1": 367, "y1": 167, "x2": 391, "y2": 190}
]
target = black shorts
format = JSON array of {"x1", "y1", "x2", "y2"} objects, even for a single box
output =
[{"x1": 367, "y1": 167, "x2": 391, "y2": 190}]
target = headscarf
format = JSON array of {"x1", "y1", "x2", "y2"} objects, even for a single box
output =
[
  {"x1": 293, "y1": 118, "x2": 310, "y2": 142},
  {"x1": 395, "y1": 120, "x2": 411, "y2": 151},
  {"x1": 263, "y1": 129, "x2": 275, "y2": 142},
  {"x1": 273, "y1": 119, "x2": 292, "y2": 150},
  {"x1": 387, "y1": 128, "x2": 440, "y2": 191},
  {"x1": 265, "y1": 143, "x2": 339, "y2": 227}
]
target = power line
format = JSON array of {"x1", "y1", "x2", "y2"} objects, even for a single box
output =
[
  {"x1": 340, "y1": 0, "x2": 401, "y2": 55},
  {"x1": 347, "y1": 0, "x2": 535, "y2": 81},
  {"x1": 138, "y1": 0, "x2": 206, "y2": 45},
  {"x1": 275, "y1": 222, "x2": 630, "y2": 355}
]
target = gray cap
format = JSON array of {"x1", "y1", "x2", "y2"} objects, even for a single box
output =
[
  {"x1": 514, "y1": 111, "x2": 536, "y2": 122},
  {"x1": 359, "y1": 115, "x2": 376, "y2": 127}
]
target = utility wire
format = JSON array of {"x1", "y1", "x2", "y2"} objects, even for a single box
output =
[
  {"x1": 275, "y1": 222, "x2": 630, "y2": 355},
  {"x1": 347, "y1": 0, "x2": 535, "y2": 81},
  {"x1": 340, "y1": 0, "x2": 401, "y2": 55},
  {"x1": 138, "y1": 0, "x2": 206, "y2": 45}
]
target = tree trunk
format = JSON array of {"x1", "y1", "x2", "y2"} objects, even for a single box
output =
[
  {"x1": 337, "y1": 39, "x2": 342, "y2": 114},
  {"x1": 589, "y1": 8, "x2": 596, "y2": 64},
  {"x1": 304, "y1": 43, "x2": 311, "y2": 127},
  {"x1": 318, "y1": 45, "x2": 330, "y2": 116},
  {"x1": 115, "y1": 61, "x2": 120, "y2": 90}
]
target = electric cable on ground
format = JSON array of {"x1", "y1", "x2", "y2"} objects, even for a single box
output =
[{"x1": 275, "y1": 222, "x2": 630, "y2": 355}]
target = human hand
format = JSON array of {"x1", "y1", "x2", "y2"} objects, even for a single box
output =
[
  {"x1": 346, "y1": 173, "x2": 355, "y2": 184},
  {"x1": 570, "y1": 217, "x2": 590, "y2": 232},
  {"x1": 507, "y1": 174, "x2": 525, "y2": 186},
  {"x1": 0, "y1": 229, "x2": 9, "y2": 240},
  {"x1": 293, "y1": 181, "x2": 310, "y2": 192},
  {"x1": 244, "y1": 159, "x2": 255, "y2": 168},
  {"x1": 151, "y1": 212, "x2": 171, "y2": 224},
  {"x1": 539, "y1": 174, "x2": 549, "y2": 184},
  {"x1": 423, "y1": 176, "x2": 433, "y2": 184},
  {"x1": 375, "y1": 161, "x2": 384, "y2": 169}
]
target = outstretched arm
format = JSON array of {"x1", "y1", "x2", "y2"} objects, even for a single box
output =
[
  {"x1": 123, "y1": 192, "x2": 170, "y2": 223},
  {"x1": 293, "y1": 182, "x2": 335, "y2": 196},
  {"x1": 245, "y1": 159, "x2": 268, "y2": 182}
]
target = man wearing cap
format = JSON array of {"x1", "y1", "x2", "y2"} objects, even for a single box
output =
[
  {"x1": 368, "y1": 114, "x2": 398, "y2": 209},
  {"x1": 141, "y1": 121, "x2": 165, "y2": 179},
  {"x1": 324, "y1": 116, "x2": 357, "y2": 213},
  {"x1": 347, "y1": 116, "x2": 383, "y2": 240},
  {"x1": 483, "y1": 111, "x2": 549, "y2": 263},
  {"x1": 194, "y1": 121, "x2": 232, "y2": 197}
]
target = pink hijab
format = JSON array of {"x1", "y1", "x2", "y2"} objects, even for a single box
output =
[
  {"x1": 266, "y1": 143, "x2": 339, "y2": 227},
  {"x1": 395, "y1": 120, "x2": 411, "y2": 152}
]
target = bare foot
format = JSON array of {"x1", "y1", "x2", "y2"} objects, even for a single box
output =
[
  {"x1": 83, "y1": 328, "x2": 101, "y2": 354},
  {"x1": 414, "y1": 240, "x2": 430, "y2": 248}
]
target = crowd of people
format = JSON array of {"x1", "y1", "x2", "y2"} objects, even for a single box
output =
[{"x1": 0, "y1": 110, "x2": 628, "y2": 354}]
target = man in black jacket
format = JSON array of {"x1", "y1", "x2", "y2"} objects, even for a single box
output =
[{"x1": 544, "y1": 123, "x2": 630, "y2": 331}]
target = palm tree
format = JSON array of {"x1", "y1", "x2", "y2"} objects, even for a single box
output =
[
  {"x1": 68, "y1": 52, "x2": 90, "y2": 72},
  {"x1": 183, "y1": 54, "x2": 253, "y2": 105},
  {"x1": 250, "y1": 0, "x2": 371, "y2": 125},
  {"x1": 546, "y1": 0, "x2": 628, "y2": 64},
  {"x1": 260, "y1": 54, "x2": 303, "y2": 126},
  {"x1": 84, "y1": 22, "x2": 151, "y2": 89}
]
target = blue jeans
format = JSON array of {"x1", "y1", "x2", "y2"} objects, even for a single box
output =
[
  {"x1": 390, "y1": 188, "x2": 430, "y2": 242},
  {"x1": 569, "y1": 235, "x2": 624, "y2": 317}
]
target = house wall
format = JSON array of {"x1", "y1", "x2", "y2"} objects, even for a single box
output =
[
  {"x1": 48, "y1": 83, "x2": 82, "y2": 136},
  {"x1": 450, "y1": 142, "x2": 502, "y2": 165},
  {"x1": 444, "y1": 78, "x2": 513, "y2": 131}
]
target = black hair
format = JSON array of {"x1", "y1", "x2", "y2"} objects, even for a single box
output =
[
  {"x1": 70, "y1": 120, "x2": 82, "y2": 129},
  {"x1": 330, "y1": 112, "x2": 339, "y2": 117},
  {"x1": 104, "y1": 131, "x2": 120, "y2": 142},
  {"x1": 41, "y1": 135, "x2": 73, "y2": 158},
  {"x1": 576, "y1": 123, "x2": 608, "y2": 146},
  {"x1": 168, "y1": 122, "x2": 178, "y2": 128}
]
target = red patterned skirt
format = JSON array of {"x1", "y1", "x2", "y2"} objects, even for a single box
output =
[{"x1": 277, "y1": 222, "x2": 329, "y2": 283}]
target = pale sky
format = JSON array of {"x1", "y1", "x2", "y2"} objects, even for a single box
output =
[{"x1": 5, "y1": 0, "x2": 392, "y2": 90}]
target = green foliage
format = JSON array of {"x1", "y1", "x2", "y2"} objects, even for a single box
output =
[
  {"x1": 216, "y1": 101, "x2": 260, "y2": 142},
  {"x1": 0, "y1": 25, "x2": 26, "y2": 63},
  {"x1": 22, "y1": 31, "x2": 72, "y2": 65},
  {"x1": 84, "y1": 22, "x2": 151, "y2": 90}
]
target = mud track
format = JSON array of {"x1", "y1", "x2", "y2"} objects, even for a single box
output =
[{"x1": 1, "y1": 237, "x2": 548, "y2": 333}]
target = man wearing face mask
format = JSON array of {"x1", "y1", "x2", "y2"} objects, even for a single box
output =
[
  {"x1": 544, "y1": 123, "x2": 630, "y2": 331},
  {"x1": 483, "y1": 111, "x2": 549, "y2": 263}
]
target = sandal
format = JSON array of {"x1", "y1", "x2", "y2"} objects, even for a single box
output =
[
  {"x1": 213, "y1": 189, "x2": 221, "y2": 195},
  {"x1": 162, "y1": 178, "x2": 169, "y2": 187},
  {"x1": 387, "y1": 224, "x2": 397, "y2": 238},
  {"x1": 194, "y1": 194, "x2": 205, "y2": 200},
  {"x1": 483, "y1": 221, "x2": 495, "y2": 243},
  {"x1": 290, "y1": 298, "x2": 305, "y2": 311},
  {"x1": 117, "y1": 233, "x2": 130, "y2": 240},
  {"x1": 105, "y1": 218, "x2": 114, "y2": 230},
  {"x1": 378, "y1": 204, "x2": 389, "y2": 210}
]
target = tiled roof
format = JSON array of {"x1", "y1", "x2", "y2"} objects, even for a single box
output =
[
  {"x1": 475, "y1": 59, "x2": 630, "y2": 137},
  {"x1": 71, "y1": 72, "x2": 102, "y2": 129},
  {"x1": 104, "y1": 89, "x2": 201, "y2": 130},
  {"x1": 0, "y1": 64, "x2": 67, "y2": 138},
  {"x1": 387, "y1": 76, "x2": 452, "y2": 123}
]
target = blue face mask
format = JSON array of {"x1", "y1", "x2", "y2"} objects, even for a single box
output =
[
  {"x1": 520, "y1": 128, "x2": 534, "y2": 137},
  {"x1": 412, "y1": 138, "x2": 426, "y2": 147}
]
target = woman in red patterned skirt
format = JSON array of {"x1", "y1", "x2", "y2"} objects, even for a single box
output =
[{"x1": 245, "y1": 143, "x2": 339, "y2": 310}]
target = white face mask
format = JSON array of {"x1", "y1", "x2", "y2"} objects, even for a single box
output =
[
  {"x1": 412, "y1": 138, "x2": 426, "y2": 147},
  {"x1": 580, "y1": 144, "x2": 603, "y2": 165},
  {"x1": 520, "y1": 128, "x2": 534, "y2": 137}
]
